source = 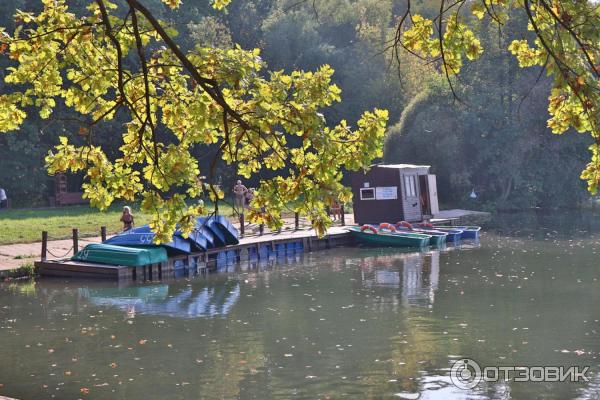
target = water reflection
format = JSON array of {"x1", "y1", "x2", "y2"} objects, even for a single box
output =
[
  {"x1": 2, "y1": 215, "x2": 600, "y2": 400},
  {"x1": 357, "y1": 251, "x2": 441, "y2": 307},
  {"x1": 79, "y1": 282, "x2": 240, "y2": 319}
]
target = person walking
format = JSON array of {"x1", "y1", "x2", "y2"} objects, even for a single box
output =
[
  {"x1": 233, "y1": 180, "x2": 248, "y2": 214},
  {"x1": 0, "y1": 187, "x2": 7, "y2": 209}
]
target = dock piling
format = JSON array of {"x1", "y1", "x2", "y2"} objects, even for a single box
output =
[
  {"x1": 72, "y1": 228, "x2": 79, "y2": 255},
  {"x1": 239, "y1": 213, "x2": 245, "y2": 236},
  {"x1": 41, "y1": 231, "x2": 48, "y2": 261},
  {"x1": 101, "y1": 226, "x2": 107, "y2": 242},
  {"x1": 294, "y1": 212, "x2": 299, "y2": 230}
]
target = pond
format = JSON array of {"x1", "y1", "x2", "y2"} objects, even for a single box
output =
[{"x1": 1, "y1": 211, "x2": 599, "y2": 399}]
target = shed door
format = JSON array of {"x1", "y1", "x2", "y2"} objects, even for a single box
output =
[
  {"x1": 427, "y1": 174, "x2": 439, "y2": 215},
  {"x1": 402, "y1": 173, "x2": 421, "y2": 221}
]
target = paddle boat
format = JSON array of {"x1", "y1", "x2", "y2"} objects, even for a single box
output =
[
  {"x1": 389, "y1": 222, "x2": 448, "y2": 246},
  {"x1": 410, "y1": 222, "x2": 463, "y2": 242},
  {"x1": 104, "y1": 225, "x2": 193, "y2": 255},
  {"x1": 347, "y1": 225, "x2": 431, "y2": 248},
  {"x1": 73, "y1": 244, "x2": 168, "y2": 267},
  {"x1": 197, "y1": 216, "x2": 239, "y2": 246},
  {"x1": 432, "y1": 225, "x2": 481, "y2": 240}
]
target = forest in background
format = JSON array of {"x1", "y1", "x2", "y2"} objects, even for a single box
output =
[{"x1": 0, "y1": 0, "x2": 593, "y2": 211}]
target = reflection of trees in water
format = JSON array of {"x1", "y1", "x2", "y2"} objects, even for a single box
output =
[{"x1": 487, "y1": 210, "x2": 600, "y2": 240}]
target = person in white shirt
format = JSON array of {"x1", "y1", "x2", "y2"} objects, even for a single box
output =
[{"x1": 0, "y1": 188, "x2": 7, "y2": 209}]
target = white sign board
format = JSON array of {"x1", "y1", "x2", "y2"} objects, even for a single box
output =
[{"x1": 375, "y1": 186, "x2": 398, "y2": 200}]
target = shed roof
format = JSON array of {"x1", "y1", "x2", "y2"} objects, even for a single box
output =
[{"x1": 373, "y1": 163, "x2": 431, "y2": 170}]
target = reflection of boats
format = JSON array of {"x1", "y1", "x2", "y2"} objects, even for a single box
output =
[
  {"x1": 347, "y1": 226, "x2": 431, "y2": 248},
  {"x1": 72, "y1": 244, "x2": 168, "y2": 266},
  {"x1": 79, "y1": 281, "x2": 240, "y2": 318}
]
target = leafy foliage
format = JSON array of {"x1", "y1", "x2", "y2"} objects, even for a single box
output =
[
  {"x1": 0, "y1": 0, "x2": 387, "y2": 241},
  {"x1": 391, "y1": 0, "x2": 600, "y2": 194}
]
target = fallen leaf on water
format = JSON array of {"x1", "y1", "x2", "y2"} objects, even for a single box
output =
[
  {"x1": 138, "y1": 339, "x2": 147, "y2": 345},
  {"x1": 48, "y1": 349, "x2": 55, "y2": 354},
  {"x1": 80, "y1": 387, "x2": 90, "y2": 394},
  {"x1": 64, "y1": 371, "x2": 72, "y2": 376},
  {"x1": 110, "y1": 362, "x2": 118, "y2": 369}
]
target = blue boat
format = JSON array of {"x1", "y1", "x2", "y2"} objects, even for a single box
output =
[
  {"x1": 186, "y1": 225, "x2": 215, "y2": 251},
  {"x1": 414, "y1": 227, "x2": 462, "y2": 242},
  {"x1": 435, "y1": 225, "x2": 481, "y2": 240},
  {"x1": 197, "y1": 216, "x2": 239, "y2": 246},
  {"x1": 104, "y1": 225, "x2": 192, "y2": 255}
]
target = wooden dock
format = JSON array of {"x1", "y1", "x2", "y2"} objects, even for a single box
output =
[
  {"x1": 34, "y1": 226, "x2": 353, "y2": 281},
  {"x1": 32, "y1": 208, "x2": 486, "y2": 281}
]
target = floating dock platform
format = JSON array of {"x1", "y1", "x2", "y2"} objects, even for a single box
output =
[{"x1": 35, "y1": 226, "x2": 353, "y2": 281}]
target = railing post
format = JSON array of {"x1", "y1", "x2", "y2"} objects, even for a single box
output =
[
  {"x1": 101, "y1": 226, "x2": 107, "y2": 242},
  {"x1": 294, "y1": 212, "x2": 299, "y2": 230},
  {"x1": 341, "y1": 205, "x2": 346, "y2": 226},
  {"x1": 259, "y1": 223, "x2": 264, "y2": 236},
  {"x1": 72, "y1": 228, "x2": 79, "y2": 255},
  {"x1": 239, "y1": 213, "x2": 245, "y2": 236},
  {"x1": 41, "y1": 231, "x2": 48, "y2": 261}
]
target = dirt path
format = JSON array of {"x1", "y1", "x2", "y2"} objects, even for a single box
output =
[{"x1": 0, "y1": 236, "x2": 104, "y2": 270}]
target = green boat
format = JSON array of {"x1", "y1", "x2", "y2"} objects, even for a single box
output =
[
  {"x1": 72, "y1": 244, "x2": 168, "y2": 267},
  {"x1": 347, "y1": 226, "x2": 431, "y2": 248}
]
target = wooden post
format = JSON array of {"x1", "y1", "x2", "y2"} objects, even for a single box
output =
[
  {"x1": 101, "y1": 226, "x2": 107, "y2": 242},
  {"x1": 259, "y1": 223, "x2": 264, "y2": 236},
  {"x1": 341, "y1": 205, "x2": 346, "y2": 226},
  {"x1": 41, "y1": 231, "x2": 48, "y2": 261},
  {"x1": 294, "y1": 212, "x2": 299, "y2": 230},
  {"x1": 72, "y1": 228, "x2": 79, "y2": 255},
  {"x1": 239, "y1": 213, "x2": 245, "y2": 236}
]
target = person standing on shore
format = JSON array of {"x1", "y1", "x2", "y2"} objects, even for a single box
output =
[
  {"x1": 120, "y1": 206, "x2": 135, "y2": 231},
  {"x1": 233, "y1": 180, "x2": 248, "y2": 214},
  {"x1": 0, "y1": 187, "x2": 7, "y2": 209}
]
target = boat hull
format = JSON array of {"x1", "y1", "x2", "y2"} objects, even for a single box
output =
[
  {"x1": 396, "y1": 228, "x2": 447, "y2": 245},
  {"x1": 347, "y1": 227, "x2": 431, "y2": 248},
  {"x1": 72, "y1": 244, "x2": 168, "y2": 267},
  {"x1": 197, "y1": 216, "x2": 239, "y2": 246},
  {"x1": 104, "y1": 226, "x2": 192, "y2": 255},
  {"x1": 435, "y1": 226, "x2": 481, "y2": 240}
]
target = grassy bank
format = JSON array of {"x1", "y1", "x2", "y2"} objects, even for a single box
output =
[
  {"x1": 0, "y1": 205, "x2": 152, "y2": 245},
  {"x1": 0, "y1": 202, "x2": 235, "y2": 245}
]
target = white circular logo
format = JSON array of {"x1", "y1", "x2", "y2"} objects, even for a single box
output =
[{"x1": 450, "y1": 358, "x2": 482, "y2": 389}]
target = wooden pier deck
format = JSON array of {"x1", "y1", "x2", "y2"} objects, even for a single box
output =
[{"x1": 34, "y1": 226, "x2": 353, "y2": 281}]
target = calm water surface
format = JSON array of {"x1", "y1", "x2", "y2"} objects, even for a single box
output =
[{"x1": 1, "y1": 211, "x2": 600, "y2": 399}]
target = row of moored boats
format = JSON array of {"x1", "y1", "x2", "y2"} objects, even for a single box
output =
[{"x1": 347, "y1": 221, "x2": 480, "y2": 248}]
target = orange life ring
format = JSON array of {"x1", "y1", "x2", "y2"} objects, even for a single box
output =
[
  {"x1": 396, "y1": 221, "x2": 413, "y2": 230},
  {"x1": 418, "y1": 222, "x2": 434, "y2": 229},
  {"x1": 360, "y1": 224, "x2": 378, "y2": 234},
  {"x1": 379, "y1": 222, "x2": 397, "y2": 232}
]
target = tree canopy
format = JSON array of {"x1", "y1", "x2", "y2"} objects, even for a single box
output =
[
  {"x1": 0, "y1": 0, "x2": 598, "y2": 239},
  {"x1": 0, "y1": 0, "x2": 388, "y2": 241}
]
